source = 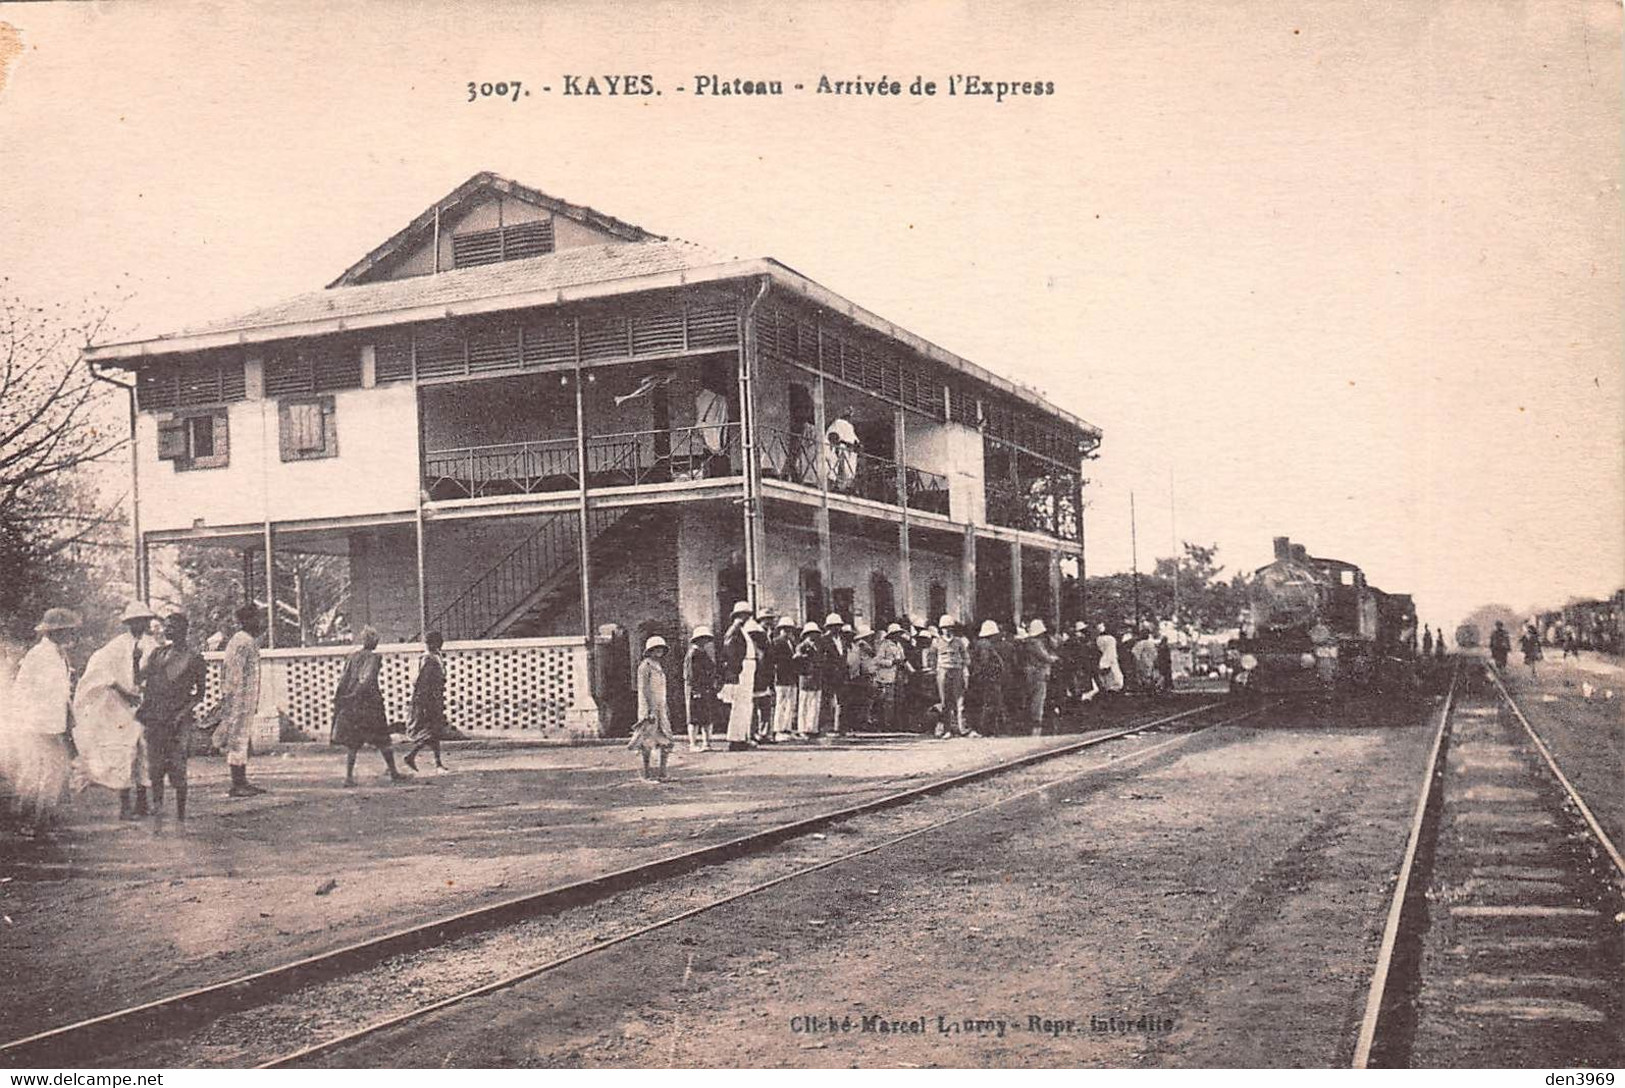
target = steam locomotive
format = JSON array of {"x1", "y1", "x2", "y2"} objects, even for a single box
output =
[{"x1": 1233, "y1": 536, "x2": 1417, "y2": 695}]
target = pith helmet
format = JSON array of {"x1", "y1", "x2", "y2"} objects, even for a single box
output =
[
  {"x1": 938, "y1": 614, "x2": 958, "y2": 629},
  {"x1": 730, "y1": 600, "x2": 754, "y2": 617},
  {"x1": 776, "y1": 616, "x2": 797, "y2": 629},
  {"x1": 801, "y1": 621, "x2": 821, "y2": 634},
  {"x1": 691, "y1": 626, "x2": 714, "y2": 641},
  {"x1": 978, "y1": 619, "x2": 999, "y2": 637},
  {"x1": 645, "y1": 635, "x2": 668, "y2": 652},
  {"x1": 34, "y1": 607, "x2": 82, "y2": 633},
  {"x1": 121, "y1": 600, "x2": 158, "y2": 623},
  {"x1": 1028, "y1": 618, "x2": 1048, "y2": 636},
  {"x1": 824, "y1": 613, "x2": 844, "y2": 628}
]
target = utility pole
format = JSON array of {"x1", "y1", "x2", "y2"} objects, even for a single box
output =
[
  {"x1": 1130, "y1": 490, "x2": 1141, "y2": 629},
  {"x1": 1170, "y1": 468, "x2": 1179, "y2": 626}
]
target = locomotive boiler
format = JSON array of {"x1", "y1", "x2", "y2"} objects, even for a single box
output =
[{"x1": 1235, "y1": 536, "x2": 1413, "y2": 695}]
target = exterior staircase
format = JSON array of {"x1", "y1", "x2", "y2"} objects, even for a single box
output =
[{"x1": 428, "y1": 506, "x2": 661, "y2": 641}]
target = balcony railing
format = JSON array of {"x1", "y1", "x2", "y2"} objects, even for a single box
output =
[
  {"x1": 905, "y1": 466, "x2": 951, "y2": 516},
  {"x1": 425, "y1": 424, "x2": 741, "y2": 500},
  {"x1": 985, "y1": 475, "x2": 1080, "y2": 541},
  {"x1": 423, "y1": 422, "x2": 958, "y2": 520},
  {"x1": 756, "y1": 425, "x2": 951, "y2": 517}
]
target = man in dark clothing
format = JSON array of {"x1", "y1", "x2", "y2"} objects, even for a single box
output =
[
  {"x1": 970, "y1": 620, "x2": 1007, "y2": 736},
  {"x1": 1156, "y1": 636, "x2": 1174, "y2": 695},
  {"x1": 137, "y1": 613, "x2": 205, "y2": 820},
  {"x1": 1489, "y1": 621, "x2": 1512, "y2": 671},
  {"x1": 766, "y1": 618, "x2": 800, "y2": 741},
  {"x1": 821, "y1": 617, "x2": 851, "y2": 734}
]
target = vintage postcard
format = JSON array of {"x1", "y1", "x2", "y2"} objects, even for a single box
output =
[{"x1": 0, "y1": 0, "x2": 1619, "y2": 1073}]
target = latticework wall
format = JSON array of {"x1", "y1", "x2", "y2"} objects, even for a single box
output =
[{"x1": 200, "y1": 637, "x2": 586, "y2": 739}]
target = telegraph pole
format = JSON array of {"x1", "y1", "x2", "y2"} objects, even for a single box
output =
[
  {"x1": 1130, "y1": 490, "x2": 1141, "y2": 629},
  {"x1": 1170, "y1": 468, "x2": 1179, "y2": 625}
]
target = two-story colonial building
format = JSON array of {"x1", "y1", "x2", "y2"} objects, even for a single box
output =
[{"x1": 84, "y1": 173, "x2": 1100, "y2": 739}]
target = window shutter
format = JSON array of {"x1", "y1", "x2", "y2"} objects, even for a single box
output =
[
  {"x1": 294, "y1": 402, "x2": 324, "y2": 452},
  {"x1": 157, "y1": 418, "x2": 186, "y2": 460},
  {"x1": 211, "y1": 411, "x2": 230, "y2": 464}
]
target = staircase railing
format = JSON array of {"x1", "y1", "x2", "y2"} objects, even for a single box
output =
[{"x1": 428, "y1": 507, "x2": 623, "y2": 641}]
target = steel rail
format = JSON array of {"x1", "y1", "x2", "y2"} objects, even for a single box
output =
[
  {"x1": 1351, "y1": 661, "x2": 1460, "y2": 1069},
  {"x1": 1484, "y1": 665, "x2": 1625, "y2": 881},
  {"x1": 266, "y1": 701, "x2": 1272, "y2": 1068},
  {"x1": 0, "y1": 699, "x2": 1238, "y2": 1067}
]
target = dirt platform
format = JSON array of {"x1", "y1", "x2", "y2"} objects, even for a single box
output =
[
  {"x1": 0, "y1": 697, "x2": 1211, "y2": 1043},
  {"x1": 304, "y1": 696, "x2": 1441, "y2": 1068}
]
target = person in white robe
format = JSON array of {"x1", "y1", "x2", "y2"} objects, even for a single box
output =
[
  {"x1": 4, "y1": 608, "x2": 81, "y2": 836},
  {"x1": 1095, "y1": 624, "x2": 1125, "y2": 694},
  {"x1": 72, "y1": 601, "x2": 157, "y2": 818}
]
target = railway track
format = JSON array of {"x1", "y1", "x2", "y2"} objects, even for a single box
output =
[
  {"x1": 1353, "y1": 661, "x2": 1625, "y2": 1068},
  {"x1": 1, "y1": 698, "x2": 1266, "y2": 1069}
]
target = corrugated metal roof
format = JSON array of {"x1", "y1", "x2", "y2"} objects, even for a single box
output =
[{"x1": 183, "y1": 240, "x2": 733, "y2": 335}]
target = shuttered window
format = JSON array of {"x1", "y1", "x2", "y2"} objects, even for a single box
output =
[
  {"x1": 264, "y1": 344, "x2": 362, "y2": 396},
  {"x1": 451, "y1": 220, "x2": 555, "y2": 268},
  {"x1": 156, "y1": 410, "x2": 230, "y2": 471},
  {"x1": 137, "y1": 355, "x2": 247, "y2": 411},
  {"x1": 278, "y1": 396, "x2": 337, "y2": 461},
  {"x1": 374, "y1": 331, "x2": 414, "y2": 383}
]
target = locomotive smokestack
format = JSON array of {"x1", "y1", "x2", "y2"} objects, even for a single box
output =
[{"x1": 1273, "y1": 536, "x2": 1292, "y2": 561}]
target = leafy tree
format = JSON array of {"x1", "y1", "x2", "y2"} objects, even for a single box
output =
[{"x1": 1078, "y1": 541, "x2": 1251, "y2": 634}]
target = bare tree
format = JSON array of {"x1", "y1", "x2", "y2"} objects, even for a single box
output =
[{"x1": 0, "y1": 283, "x2": 132, "y2": 644}]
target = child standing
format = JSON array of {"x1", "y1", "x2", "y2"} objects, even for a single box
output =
[
  {"x1": 629, "y1": 635, "x2": 674, "y2": 781},
  {"x1": 404, "y1": 631, "x2": 451, "y2": 774}
]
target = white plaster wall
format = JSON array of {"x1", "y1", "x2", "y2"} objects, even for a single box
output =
[
  {"x1": 137, "y1": 398, "x2": 268, "y2": 532},
  {"x1": 756, "y1": 520, "x2": 964, "y2": 628},
  {"x1": 138, "y1": 383, "x2": 419, "y2": 532},
  {"x1": 906, "y1": 417, "x2": 984, "y2": 525}
]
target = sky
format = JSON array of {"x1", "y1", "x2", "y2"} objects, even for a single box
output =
[{"x1": 0, "y1": 0, "x2": 1619, "y2": 630}]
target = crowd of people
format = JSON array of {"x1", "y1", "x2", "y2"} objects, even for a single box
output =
[
  {"x1": 623, "y1": 603, "x2": 1186, "y2": 780},
  {"x1": 0, "y1": 599, "x2": 456, "y2": 840},
  {"x1": 3, "y1": 591, "x2": 1187, "y2": 814}
]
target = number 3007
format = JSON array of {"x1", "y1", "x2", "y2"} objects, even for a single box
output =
[{"x1": 467, "y1": 81, "x2": 525, "y2": 102}]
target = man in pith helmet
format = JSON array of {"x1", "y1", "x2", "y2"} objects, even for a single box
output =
[{"x1": 73, "y1": 601, "x2": 159, "y2": 819}]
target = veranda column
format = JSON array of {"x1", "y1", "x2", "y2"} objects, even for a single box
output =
[
  {"x1": 413, "y1": 382, "x2": 429, "y2": 637},
  {"x1": 1048, "y1": 547, "x2": 1062, "y2": 626},
  {"x1": 893, "y1": 408, "x2": 911, "y2": 620},
  {"x1": 1010, "y1": 538, "x2": 1023, "y2": 629},
  {"x1": 813, "y1": 369, "x2": 833, "y2": 615},
  {"x1": 262, "y1": 521, "x2": 276, "y2": 649},
  {"x1": 566, "y1": 321, "x2": 601, "y2": 735},
  {"x1": 961, "y1": 526, "x2": 977, "y2": 624},
  {"x1": 737, "y1": 281, "x2": 769, "y2": 609}
]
